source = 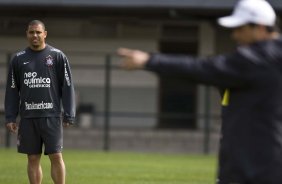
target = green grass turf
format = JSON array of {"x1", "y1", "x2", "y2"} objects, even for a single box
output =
[{"x1": 0, "y1": 149, "x2": 217, "y2": 184}]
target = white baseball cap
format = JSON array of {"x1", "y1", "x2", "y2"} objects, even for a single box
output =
[{"x1": 218, "y1": 0, "x2": 276, "y2": 28}]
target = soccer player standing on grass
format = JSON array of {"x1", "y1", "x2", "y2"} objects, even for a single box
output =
[
  {"x1": 5, "y1": 20, "x2": 75, "y2": 184},
  {"x1": 118, "y1": 0, "x2": 282, "y2": 183}
]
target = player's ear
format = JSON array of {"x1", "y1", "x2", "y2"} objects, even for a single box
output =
[{"x1": 44, "y1": 31, "x2": 47, "y2": 38}]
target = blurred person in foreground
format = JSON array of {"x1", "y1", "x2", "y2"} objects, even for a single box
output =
[
  {"x1": 5, "y1": 20, "x2": 75, "y2": 184},
  {"x1": 118, "y1": 0, "x2": 282, "y2": 183}
]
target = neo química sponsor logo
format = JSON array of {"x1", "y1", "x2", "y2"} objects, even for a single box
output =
[{"x1": 24, "y1": 72, "x2": 51, "y2": 88}]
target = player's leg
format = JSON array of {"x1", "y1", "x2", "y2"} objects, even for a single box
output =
[
  {"x1": 49, "y1": 153, "x2": 65, "y2": 184},
  {"x1": 27, "y1": 154, "x2": 43, "y2": 184},
  {"x1": 41, "y1": 117, "x2": 64, "y2": 184},
  {"x1": 17, "y1": 118, "x2": 43, "y2": 184}
]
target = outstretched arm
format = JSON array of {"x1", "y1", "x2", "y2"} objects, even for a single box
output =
[{"x1": 117, "y1": 47, "x2": 255, "y2": 88}]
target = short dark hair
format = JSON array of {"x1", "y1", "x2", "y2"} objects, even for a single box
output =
[{"x1": 27, "y1": 20, "x2": 46, "y2": 30}]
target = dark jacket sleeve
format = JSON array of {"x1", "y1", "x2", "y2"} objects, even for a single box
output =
[
  {"x1": 60, "y1": 54, "x2": 76, "y2": 123},
  {"x1": 145, "y1": 52, "x2": 257, "y2": 88},
  {"x1": 5, "y1": 57, "x2": 20, "y2": 123}
]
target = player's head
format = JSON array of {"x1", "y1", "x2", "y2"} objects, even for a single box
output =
[
  {"x1": 217, "y1": 0, "x2": 278, "y2": 45},
  {"x1": 26, "y1": 20, "x2": 47, "y2": 51}
]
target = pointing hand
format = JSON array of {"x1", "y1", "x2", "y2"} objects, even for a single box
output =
[{"x1": 117, "y1": 48, "x2": 150, "y2": 70}]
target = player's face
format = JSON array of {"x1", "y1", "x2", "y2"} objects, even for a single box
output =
[
  {"x1": 231, "y1": 25, "x2": 257, "y2": 45},
  {"x1": 26, "y1": 24, "x2": 47, "y2": 51}
]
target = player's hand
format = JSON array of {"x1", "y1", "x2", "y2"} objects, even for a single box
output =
[
  {"x1": 117, "y1": 48, "x2": 150, "y2": 70},
  {"x1": 6, "y1": 122, "x2": 18, "y2": 133}
]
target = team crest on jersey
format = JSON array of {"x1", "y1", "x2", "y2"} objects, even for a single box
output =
[{"x1": 45, "y1": 55, "x2": 54, "y2": 67}]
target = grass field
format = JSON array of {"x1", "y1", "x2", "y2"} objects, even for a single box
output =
[{"x1": 0, "y1": 149, "x2": 217, "y2": 184}]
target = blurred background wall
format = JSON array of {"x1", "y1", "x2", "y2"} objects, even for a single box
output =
[{"x1": 0, "y1": 0, "x2": 281, "y2": 154}]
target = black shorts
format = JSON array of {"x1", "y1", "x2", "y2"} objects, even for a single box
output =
[{"x1": 17, "y1": 117, "x2": 63, "y2": 155}]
